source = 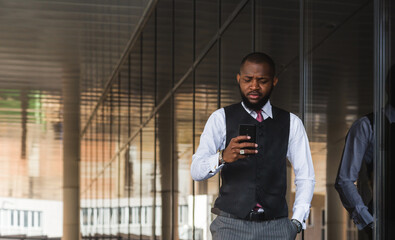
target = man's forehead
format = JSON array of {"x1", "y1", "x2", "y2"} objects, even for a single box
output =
[
  {"x1": 240, "y1": 62, "x2": 273, "y2": 73},
  {"x1": 239, "y1": 68, "x2": 273, "y2": 77},
  {"x1": 240, "y1": 73, "x2": 271, "y2": 77}
]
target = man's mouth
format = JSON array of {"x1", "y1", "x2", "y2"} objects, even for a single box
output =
[{"x1": 248, "y1": 92, "x2": 261, "y2": 99}]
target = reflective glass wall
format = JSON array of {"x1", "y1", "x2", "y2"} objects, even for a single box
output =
[{"x1": 79, "y1": 0, "x2": 390, "y2": 239}]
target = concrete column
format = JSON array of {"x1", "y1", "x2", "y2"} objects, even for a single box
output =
[
  {"x1": 62, "y1": 69, "x2": 81, "y2": 240},
  {"x1": 20, "y1": 89, "x2": 28, "y2": 160},
  {"x1": 326, "y1": 70, "x2": 347, "y2": 240},
  {"x1": 158, "y1": 99, "x2": 178, "y2": 240}
]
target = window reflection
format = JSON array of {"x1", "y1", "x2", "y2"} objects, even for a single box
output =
[{"x1": 77, "y1": 1, "x2": 389, "y2": 240}]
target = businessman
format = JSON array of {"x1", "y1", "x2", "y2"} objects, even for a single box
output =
[
  {"x1": 191, "y1": 52, "x2": 315, "y2": 240},
  {"x1": 335, "y1": 65, "x2": 395, "y2": 240}
]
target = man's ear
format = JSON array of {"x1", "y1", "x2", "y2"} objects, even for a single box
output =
[
  {"x1": 237, "y1": 73, "x2": 241, "y2": 84},
  {"x1": 273, "y1": 77, "x2": 279, "y2": 86}
]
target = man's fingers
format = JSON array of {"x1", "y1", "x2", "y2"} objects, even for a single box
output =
[
  {"x1": 238, "y1": 142, "x2": 257, "y2": 149},
  {"x1": 231, "y1": 135, "x2": 252, "y2": 143},
  {"x1": 237, "y1": 155, "x2": 247, "y2": 159},
  {"x1": 232, "y1": 148, "x2": 257, "y2": 155},
  {"x1": 239, "y1": 149, "x2": 258, "y2": 155}
]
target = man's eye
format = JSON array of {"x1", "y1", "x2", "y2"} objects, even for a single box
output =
[{"x1": 244, "y1": 78, "x2": 251, "y2": 82}]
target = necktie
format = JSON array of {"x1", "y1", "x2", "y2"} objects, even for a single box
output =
[
  {"x1": 254, "y1": 109, "x2": 263, "y2": 211},
  {"x1": 256, "y1": 110, "x2": 263, "y2": 122}
]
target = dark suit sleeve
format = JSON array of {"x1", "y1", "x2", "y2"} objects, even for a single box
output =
[{"x1": 335, "y1": 117, "x2": 373, "y2": 230}]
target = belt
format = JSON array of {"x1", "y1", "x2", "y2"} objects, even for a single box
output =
[{"x1": 211, "y1": 208, "x2": 273, "y2": 222}]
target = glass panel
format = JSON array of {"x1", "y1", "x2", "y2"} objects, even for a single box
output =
[
  {"x1": 377, "y1": 0, "x2": 395, "y2": 237},
  {"x1": 156, "y1": 1, "x2": 176, "y2": 239},
  {"x1": 256, "y1": 0, "x2": 300, "y2": 114},
  {"x1": 156, "y1": 0, "x2": 173, "y2": 104},
  {"x1": 174, "y1": 1, "x2": 194, "y2": 239},
  {"x1": 103, "y1": 94, "x2": 112, "y2": 236},
  {"x1": 221, "y1": 1, "x2": 252, "y2": 107},
  {"x1": 196, "y1": 0, "x2": 218, "y2": 55},
  {"x1": 255, "y1": 0, "x2": 301, "y2": 227},
  {"x1": 387, "y1": 2, "x2": 395, "y2": 237},
  {"x1": 141, "y1": 10, "x2": 157, "y2": 239},
  {"x1": 222, "y1": 0, "x2": 243, "y2": 25},
  {"x1": 174, "y1": 75, "x2": 193, "y2": 239},
  {"x1": 305, "y1": 1, "x2": 373, "y2": 239},
  {"x1": 128, "y1": 38, "x2": 143, "y2": 238},
  {"x1": 141, "y1": 119, "x2": 156, "y2": 238},
  {"x1": 194, "y1": 43, "x2": 218, "y2": 240}
]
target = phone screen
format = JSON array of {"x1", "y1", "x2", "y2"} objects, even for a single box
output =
[{"x1": 238, "y1": 124, "x2": 256, "y2": 149}]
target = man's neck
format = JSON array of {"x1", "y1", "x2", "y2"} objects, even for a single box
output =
[{"x1": 241, "y1": 100, "x2": 272, "y2": 119}]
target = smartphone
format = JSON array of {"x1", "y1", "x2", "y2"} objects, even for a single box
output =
[{"x1": 238, "y1": 124, "x2": 256, "y2": 150}]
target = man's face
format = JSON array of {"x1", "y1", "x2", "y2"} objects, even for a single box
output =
[{"x1": 237, "y1": 61, "x2": 278, "y2": 110}]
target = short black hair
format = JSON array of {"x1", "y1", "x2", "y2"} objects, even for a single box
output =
[{"x1": 240, "y1": 52, "x2": 276, "y2": 76}]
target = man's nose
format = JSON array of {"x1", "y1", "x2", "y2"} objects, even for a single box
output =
[{"x1": 250, "y1": 79, "x2": 259, "y2": 89}]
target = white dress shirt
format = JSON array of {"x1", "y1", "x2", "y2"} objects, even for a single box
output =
[{"x1": 191, "y1": 100, "x2": 315, "y2": 228}]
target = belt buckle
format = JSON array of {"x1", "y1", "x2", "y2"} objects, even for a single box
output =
[{"x1": 248, "y1": 211, "x2": 265, "y2": 221}]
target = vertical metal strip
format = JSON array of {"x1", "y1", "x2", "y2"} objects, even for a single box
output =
[
  {"x1": 88, "y1": 31, "x2": 93, "y2": 233},
  {"x1": 299, "y1": 0, "x2": 306, "y2": 123},
  {"x1": 192, "y1": 0, "x2": 196, "y2": 239},
  {"x1": 218, "y1": 0, "x2": 222, "y2": 110},
  {"x1": 152, "y1": 8, "x2": 158, "y2": 240},
  {"x1": 127, "y1": 53, "x2": 131, "y2": 240},
  {"x1": 101, "y1": 104, "x2": 105, "y2": 235},
  {"x1": 89, "y1": 120, "x2": 93, "y2": 236},
  {"x1": 373, "y1": 0, "x2": 389, "y2": 238},
  {"x1": 109, "y1": 74, "x2": 113, "y2": 234},
  {"x1": 117, "y1": 73, "x2": 121, "y2": 236},
  {"x1": 95, "y1": 111, "x2": 99, "y2": 239},
  {"x1": 217, "y1": 0, "x2": 222, "y2": 191},
  {"x1": 139, "y1": 34, "x2": 144, "y2": 240},
  {"x1": 95, "y1": 7, "x2": 100, "y2": 235},
  {"x1": 252, "y1": 0, "x2": 255, "y2": 51},
  {"x1": 171, "y1": 0, "x2": 176, "y2": 239}
]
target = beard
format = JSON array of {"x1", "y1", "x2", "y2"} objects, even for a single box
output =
[{"x1": 240, "y1": 85, "x2": 273, "y2": 111}]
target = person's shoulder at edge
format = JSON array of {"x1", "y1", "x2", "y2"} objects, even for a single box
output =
[
  {"x1": 288, "y1": 112, "x2": 305, "y2": 133},
  {"x1": 348, "y1": 115, "x2": 373, "y2": 142}
]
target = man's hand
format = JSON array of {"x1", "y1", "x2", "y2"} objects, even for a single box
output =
[
  {"x1": 363, "y1": 222, "x2": 373, "y2": 237},
  {"x1": 222, "y1": 135, "x2": 258, "y2": 163}
]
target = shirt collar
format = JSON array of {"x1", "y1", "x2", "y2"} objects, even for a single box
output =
[{"x1": 241, "y1": 100, "x2": 273, "y2": 119}]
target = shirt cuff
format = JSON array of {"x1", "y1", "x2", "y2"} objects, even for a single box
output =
[
  {"x1": 208, "y1": 152, "x2": 224, "y2": 174},
  {"x1": 352, "y1": 205, "x2": 373, "y2": 230},
  {"x1": 292, "y1": 204, "x2": 310, "y2": 229}
]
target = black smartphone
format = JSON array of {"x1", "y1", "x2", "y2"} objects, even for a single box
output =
[{"x1": 238, "y1": 124, "x2": 256, "y2": 150}]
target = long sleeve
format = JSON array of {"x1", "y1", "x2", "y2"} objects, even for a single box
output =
[
  {"x1": 191, "y1": 109, "x2": 226, "y2": 181},
  {"x1": 335, "y1": 116, "x2": 373, "y2": 230},
  {"x1": 287, "y1": 113, "x2": 316, "y2": 229}
]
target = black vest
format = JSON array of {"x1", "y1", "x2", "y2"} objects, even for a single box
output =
[{"x1": 214, "y1": 103, "x2": 290, "y2": 219}]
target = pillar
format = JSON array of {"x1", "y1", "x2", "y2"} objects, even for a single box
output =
[
  {"x1": 326, "y1": 69, "x2": 347, "y2": 240},
  {"x1": 158, "y1": 98, "x2": 178, "y2": 240},
  {"x1": 62, "y1": 68, "x2": 81, "y2": 240}
]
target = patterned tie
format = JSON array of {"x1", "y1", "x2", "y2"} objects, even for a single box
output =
[
  {"x1": 254, "y1": 109, "x2": 263, "y2": 212},
  {"x1": 255, "y1": 110, "x2": 263, "y2": 122}
]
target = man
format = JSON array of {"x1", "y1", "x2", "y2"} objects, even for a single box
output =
[
  {"x1": 191, "y1": 52, "x2": 315, "y2": 240},
  {"x1": 335, "y1": 65, "x2": 395, "y2": 240}
]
